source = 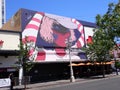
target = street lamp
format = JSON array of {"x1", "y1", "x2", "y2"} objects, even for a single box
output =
[{"x1": 65, "y1": 37, "x2": 75, "y2": 82}]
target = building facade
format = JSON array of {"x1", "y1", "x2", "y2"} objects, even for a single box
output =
[
  {"x1": 1, "y1": 8, "x2": 96, "y2": 63},
  {"x1": 0, "y1": 30, "x2": 20, "y2": 78},
  {"x1": 0, "y1": 8, "x2": 112, "y2": 83}
]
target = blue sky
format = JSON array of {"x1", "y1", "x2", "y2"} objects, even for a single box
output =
[{"x1": 6, "y1": 0, "x2": 118, "y2": 23}]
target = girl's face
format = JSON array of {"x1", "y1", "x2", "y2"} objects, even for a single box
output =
[{"x1": 39, "y1": 16, "x2": 80, "y2": 48}]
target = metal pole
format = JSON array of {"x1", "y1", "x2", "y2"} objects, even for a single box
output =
[
  {"x1": 69, "y1": 48, "x2": 75, "y2": 82},
  {"x1": 19, "y1": 65, "x2": 23, "y2": 85},
  {"x1": 113, "y1": 48, "x2": 119, "y2": 75},
  {"x1": 68, "y1": 38, "x2": 75, "y2": 82}
]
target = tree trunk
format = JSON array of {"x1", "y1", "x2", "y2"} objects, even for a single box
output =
[{"x1": 102, "y1": 62, "x2": 105, "y2": 78}]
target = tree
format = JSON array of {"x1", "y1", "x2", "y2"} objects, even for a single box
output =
[
  {"x1": 96, "y1": 2, "x2": 120, "y2": 39},
  {"x1": 84, "y1": 28, "x2": 113, "y2": 77},
  {"x1": 83, "y1": 1, "x2": 120, "y2": 77},
  {"x1": 17, "y1": 37, "x2": 34, "y2": 89}
]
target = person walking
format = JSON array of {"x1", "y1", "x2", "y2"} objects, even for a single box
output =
[{"x1": 9, "y1": 73, "x2": 14, "y2": 90}]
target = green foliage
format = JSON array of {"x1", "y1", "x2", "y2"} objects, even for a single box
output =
[
  {"x1": 17, "y1": 38, "x2": 34, "y2": 73},
  {"x1": 84, "y1": 2, "x2": 120, "y2": 62},
  {"x1": 115, "y1": 61, "x2": 120, "y2": 68}
]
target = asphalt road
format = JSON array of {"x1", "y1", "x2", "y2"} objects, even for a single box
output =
[{"x1": 37, "y1": 76, "x2": 120, "y2": 90}]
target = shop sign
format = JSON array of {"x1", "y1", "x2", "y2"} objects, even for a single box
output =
[{"x1": 0, "y1": 78, "x2": 10, "y2": 87}]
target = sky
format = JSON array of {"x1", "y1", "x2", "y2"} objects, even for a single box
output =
[{"x1": 6, "y1": 0, "x2": 119, "y2": 23}]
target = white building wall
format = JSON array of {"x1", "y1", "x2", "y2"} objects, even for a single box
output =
[
  {"x1": 0, "y1": 32, "x2": 20, "y2": 50},
  {"x1": 84, "y1": 26, "x2": 95, "y2": 42},
  {"x1": 0, "y1": 0, "x2": 2, "y2": 28},
  {"x1": 0, "y1": 31, "x2": 19, "y2": 69}
]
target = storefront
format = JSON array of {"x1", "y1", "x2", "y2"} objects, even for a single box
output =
[{"x1": 0, "y1": 30, "x2": 20, "y2": 78}]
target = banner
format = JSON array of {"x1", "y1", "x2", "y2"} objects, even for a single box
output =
[{"x1": 0, "y1": 78, "x2": 10, "y2": 87}]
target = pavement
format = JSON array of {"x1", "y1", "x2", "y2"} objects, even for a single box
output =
[{"x1": 1, "y1": 72, "x2": 120, "y2": 90}]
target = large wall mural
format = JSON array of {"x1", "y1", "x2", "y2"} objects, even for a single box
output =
[{"x1": 21, "y1": 9, "x2": 85, "y2": 62}]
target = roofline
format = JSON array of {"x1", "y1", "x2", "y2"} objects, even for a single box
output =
[
  {"x1": 18, "y1": 8, "x2": 98, "y2": 28},
  {"x1": 0, "y1": 29, "x2": 21, "y2": 34},
  {"x1": 78, "y1": 20, "x2": 97, "y2": 28}
]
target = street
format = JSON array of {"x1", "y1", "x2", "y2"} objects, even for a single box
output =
[{"x1": 29, "y1": 76, "x2": 120, "y2": 90}]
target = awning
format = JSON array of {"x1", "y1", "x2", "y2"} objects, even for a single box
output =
[
  {"x1": 68, "y1": 63, "x2": 78, "y2": 66},
  {"x1": 68, "y1": 61, "x2": 113, "y2": 67},
  {"x1": 0, "y1": 50, "x2": 19, "y2": 56},
  {"x1": 86, "y1": 62, "x2": 93, "y2": 65},
  {"x1": 77, "y1": 63, "x2": 85, "y2": 66}
]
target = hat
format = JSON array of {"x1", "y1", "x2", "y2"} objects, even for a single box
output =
[{"x1": 45, "y1": 13, "x2": 77, "y2": 29}]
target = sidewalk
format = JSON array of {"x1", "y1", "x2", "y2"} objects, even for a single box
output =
[{"x1": 1, "y1": 72, "x2": 120, "y2": 90}]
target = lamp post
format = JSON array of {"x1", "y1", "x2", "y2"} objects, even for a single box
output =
[{"x1": 66, "y1": 37, "x2": 75, "y2": 82}]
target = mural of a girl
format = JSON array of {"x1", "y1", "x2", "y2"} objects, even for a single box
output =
[{"x1": 22, "y1": 12, "x2": 84, "y2": 62}]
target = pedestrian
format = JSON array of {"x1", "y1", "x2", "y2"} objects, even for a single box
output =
[
  {"x1": 9, "y1": 73, "x2": 14, "y2": 90},
  {"x1": 87, "y1": 68, "x2": 91, "y2": 78}
]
